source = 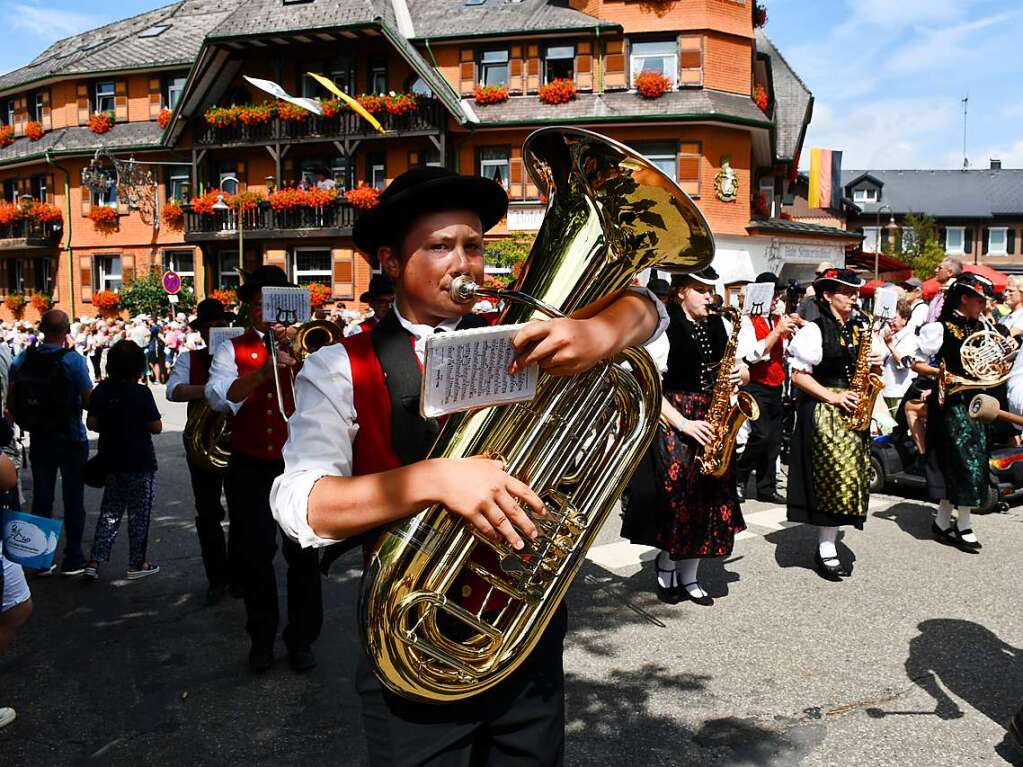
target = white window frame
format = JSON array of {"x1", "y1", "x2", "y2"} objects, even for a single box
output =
[
  {"x1": 166, "y1": 76, "x2": 186, "y2": 110},
  {"x1": 216, "y1": 251, "x2": 240, "y2": 290},
  {"x1": 479, "y1": 147, "x2": 510, "y2": 190},
  {"x1": 544, "y1": 45, "x2": 575, "y2": 84},
  {"x1": 900, "y1": 226, "x2": 916, "y2": 252},
  {"x1": 634, "y1": 143, "x2": 676, "y2": 182},
  {"x1": 92, "y1": 168, "x2": 117, "y2": 208},
  {"x1": 168, "y1": 167, "x2": 190, "y2": 201},
  {"x1": 33, "y1": 257, "x2": 52, "y2": 293},
  {"x1": 479, "y1": 49, "x2": 510, "y2": 87},
  {"x1": 219, "y1": 174, "x2": 239, "y2": 196},
  {"x1": 6, "y1": 259, "x2": 24, "y2": 294},
  {"x1": 853, "y1": 187, "x2": 878, "y2": 203},
  {"x1": 369, "y1": 64, "x2": 387, "y2": 95},
  {"x1": 163, "y1": 250, "x2": 195, "y2": 282},
  {"x1": 946, "y1": 226, "x2": 965, "y2": 255},
  {"x1": 94, "y1": 255, "x2": 122, "y2": 293},
  {"x1": 861, "y1": 226, "x2": 880, "y2": 254},
  {"x1": 988, "y1": 227, "x2": 1008, "y2": 256},
  {"x1": 94, "y1": 81, "x2": 115, "y2": 114},
  {"x1": 629, "y1": 40, "x2": 678, "y2": 86},
  {"x1": 292, "y1": 247, "x2": 332, "y2": 286}
]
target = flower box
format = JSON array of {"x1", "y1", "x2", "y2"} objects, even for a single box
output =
[
  {"x1": 538, "y1": 79, "x2": 577, "y2": 106},
  {"x1": 753, "y1": 83, "x2": 769, "y2": 112},
  {"x1": 275, "y1": 101, "x2": 309, "y2": 122},
  {"x1": 754, "y1": 2, "x2": 768, "y2": 28},
  {"x1": 268, "y1": 187, "x2": 338, "y2": 211},
  {"x1": 0, "y1": 201, "x2": 22, "y2": 226},
  {"x1": 163, "y1": 200, "x2": 184, "y2": 228},
  {"x1": 27, "y1": 202, "x2": 62, "y2": 225},
  {"x1": 344, "y1": 183, "x2": 381, "y2": 210},
  {"x1": 211, "y1": 289, "x2": 237, "y2": 307},
  {"x1": 30, "y1": 293, "x2": 52, "y2": 312},
  {"x1": 4, "y1": 293, "x2": 25, "y2": 317},
  {"x1": 93, "y1": 290, "x2": 120, "y2": 316},
  {"x1": 0, "y1": 125, "x2": 13, "y2": 148},
  {"x1": 384, "y1": 93, "x2": 418, "y2": 116},
  {"x1": 25, "y1": 122, "x2": 44, "y2": 141},
  {"x1": 635, "y1": 70, "x2": 672, "y2": 99},
  {"x1": 307, "y1": 283, "x2": 332, "y2": 308},
  {"x1": 158, "y1": 108, "x2": 173, "y2": 129},
  {"x1": 88, "y1": 112, "x2": 114, "y2": 134},
  {"x1": 473, "y1": 85, "x2": 509, "y2": 106},
  {"x1": 89, "y1": 205, "x2": 119, "y2": 230}
]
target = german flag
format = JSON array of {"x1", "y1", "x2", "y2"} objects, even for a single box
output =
[{"x1": 808, "y1": 148, "x2": 843, "y2": 210}]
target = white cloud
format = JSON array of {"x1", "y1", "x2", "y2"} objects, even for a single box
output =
[
  {"x1": 9, "y1": 3, "x2": 101, "y2": 42},
  {"x1": 967, "y1": 138, "x2": 1023, "y2": 169},
  {"x1": 883, "y1": 11, "x2": 1019, "y2": 75},
  {"x1": 837, "y1": 0, "x2": 968, "y2": 31}
]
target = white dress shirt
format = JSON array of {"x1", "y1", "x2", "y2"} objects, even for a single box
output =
[
  {"x1": 788, "y1": 321, "x2": 884, "y2": 373},
  {"x1": 165, "y1": 349, "x2": 191, "y2": 401},
  {"x1": 205, "y1": 330, "x2": 264, "y2": 416},
  {"x1": 879, "y1": 326, "x2": 918, "y2": 398},
  {"x1": 271, "y1": 292, "x2": 668, "y2": 549}
]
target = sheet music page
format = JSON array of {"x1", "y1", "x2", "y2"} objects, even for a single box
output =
[
  {"x1": 421, "y1": 324, "x2": 538, "y2": 418},
  {"x1": 262, "y1": 287, "x2": 311, "y2": 324},
  {"x1": 207, "y1": 326, "x2": 245, "y2": 353}
]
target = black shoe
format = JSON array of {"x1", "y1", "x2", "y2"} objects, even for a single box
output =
[
  {"x1": 932, "y1": 521, "x2": 958, "y2": 547},
  {"x1": 814, "y1": 551, "x2": 844, "y2": 581},
  {"x1": 1009, "y1": 704, "x2": 1023, "y2": 749},
  {"x1": 59, "y1": 559, "x2": 86, "y2": 576},
  {"x1": 248, "y1": 646, "x2": 274, "y2": 673},
  {"x1": 757, "y1": 491, "x2": 786, "y2": 505},
  {"x1": 952, "y1": 524, "x2": 982, "y2": 551},
  {"x1": 680, "y1": 582, "x2": 714, "y2": 606},
  {"x1": 288, "y1": 646, "x2": 317, "y2": 673},
  {"x1": 206, "y1": 583, "x2": 227, "y2": 606},
  {"x1": 654, "y1": 553, "x2": 682, "y2": 605}
]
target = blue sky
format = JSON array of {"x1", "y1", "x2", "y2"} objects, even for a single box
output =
[{"x1": 2, "y1": 0, "x2": 1020, "y2": 170}]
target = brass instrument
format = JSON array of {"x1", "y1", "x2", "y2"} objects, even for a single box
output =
[
  {"x1": 937, "y1": 323, "x2": 1017, "y2": 405},
  {"x1": 183, "y1": 401, "x2": 231, "y2": 473},
  {"x1": 360, "y1": 127, "x2": 714, "y2": 702},
  {"x1": 267, "y1": 319, "x2": 344, "y2": 417},
  {"x1": 696, "y1": 306, "x2": 759, "y2": 478},
  {"x1": 843, "y1": 311, "x2": 884, "y2": 432}
]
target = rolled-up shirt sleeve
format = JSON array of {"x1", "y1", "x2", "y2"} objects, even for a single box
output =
[
  {"x1": 915, "y1": 322, "x2": 944, "y2": 361},
  {"x1": 205, "y1": 340, "x2": 242, "y2": 415},
  {"x1": 738, "y1": 316, "x2": 767, "y2": 364},
  {"x1": 271, "y1": 345, "x2": 358, "y2": 548},
  {"x1": 787, "y1": 322, "x2": 823, "y2": 372},
  {"x1": 624, "y1": 286, "x2": 669, "y2": 345},
  {"x1": 165, "y1": 351, "x2": 190, "y2": 401}
]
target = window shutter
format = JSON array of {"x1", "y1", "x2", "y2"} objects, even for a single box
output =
[
  {"x1": 982, "y1": 228, "x2": 989, "y2": 255},
  {"x1": 679, "y1": 35, "x2": 704, "y2": 87},
  {"x1": 114, "y1": 80, "x2": 128, "y2": 121},
  {"x1": 283, "y1": 158, "x2": 294, "y2": 184},
  {"x1": 332, "y1": 248, "x2": 355, "y2": 300},
  {"x1": 603, "y1": 39, "x2": 626, "y2": 91},
  {"x1": 576, "y1": 41, "x2": 593, "y2": 91},
  {"x1": 80, "y1": 254, "x2": 92, "y2": 303},
  {"x1": 459, "y1": 48, "x2": 476, "y2": 95},
  {"x1": 938, "y1": 228, "x2": 946, "y2": 248},
  {"x1": 80, "y1": 180, "x2": 92, "y2": 217},
  {"x1": 149, "y1": 76, "x2": 162, "y2": 119},
  {"x1": 117, "y1": 190, "x2": 129, "y2": 215},
  {"x1": 964, "y1": 227, "x2": 973, "y2": 254},
  {"x1": 76, "y1": 83, "x2": 90, "y2": 125},
  {"x1": 236, "y1": 161, "x2": 247, "y2": 191},
  {"x1": 16, "y1": 178, "x2": 30, "y2": 200},
  {"x1": 526, "y1": 45, "x2": 541, "y2": 93},
  {"x1": 677, "y1": 142, "x2": 701, "y2": 197},
  {"x1": 1009, "y1": 229, "x2": 1017, "y2": 256},
  {"x1": 40, "y1": 90, "x2": 51, "y2": 131},
  {"x1": 509, "y1": 145, "x2": 523, "y2": 200},
  {"x1": 407, "y1": 150, "x2": 420, "y2": 167},
  {"x1": 44, "y1": 174, "x2": 54, "y2": 204},
  {"x1": 13, "y1": 96, "x2": 26, "y2": 136},
  {"x1": 122, "y1": 254, "x2": 135, "y2": 286},
  {"x1": 509, "y1": 45, "x2": 523, "y2": 94}
]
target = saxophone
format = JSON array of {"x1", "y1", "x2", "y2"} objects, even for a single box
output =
[
  {"x1": 359, "y1": 127, "x2": 714, "y2": 702},
  {"x1": 843, "y1": 312, "x2": 884, "y2": 432},
  {"x1": 696, "y1": 307, "x2": 760, "y2": 478}
]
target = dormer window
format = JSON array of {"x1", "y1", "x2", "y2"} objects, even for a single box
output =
[
  {"x1": 479, "y1": 49, "x2": 510, "y2": 87},
  {"x1": 852, "y1": 187, "x2": 878, "y2": 203},
  {"x1": 94, "y1": 81, "x2": 115, "y2": 114}
]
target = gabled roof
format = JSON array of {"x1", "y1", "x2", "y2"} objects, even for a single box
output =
[
  {"x1": 207, "y1": 0, "x2": 384, "y2": 40},
  {"x1": 755, "y1": 30, "x2": 812, "y2": 162},
  {"x1": 405, "y1": 0, "x2": 616, "y2": 40},
  {"x1": 747, "y1": 218, "x2": 862, "y2": 241},
  {"x1": 0, "y1": 1, "x2": 242, "y2": 97},
  {"x1": 465, "y1": 89, "x2": 770, "y2": 129},
  {"x1": 845, "y1": 172, "x2": 883, "y2": 188},
  {"x1": 0, "y1": 122, "x2": 167, "y2": 168},
  {"x1": 841, "y1": 169, "x2": 1023, "y2": 218}
]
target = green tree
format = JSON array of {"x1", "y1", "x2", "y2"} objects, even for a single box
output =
[
  {"x1": 896, "y1": 212, "x2": 945, "y2": 279},
  {"x1": 485, "y1": 234, "x2": 535, "y2": 269},
  {"x1": 118, "y1": 269, "x2": 197, "y2": 318}
]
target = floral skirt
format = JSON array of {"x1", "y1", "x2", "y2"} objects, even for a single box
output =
[
  {"x1": 926, "y1": 394, "x2": 990, "y2": 507},
  {"x1": 623, "y1": 391, "x2": 745, "y2": 559}
]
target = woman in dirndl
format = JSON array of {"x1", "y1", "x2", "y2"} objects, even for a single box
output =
[
  {"x1": 622, "y1": 268, "x2": 748, "y2": 606},
  {"x1": 913, "y1": 272, "x2": 1001, "y2": 551},
  {"x1": 786, "y1": 268, "x2": 882, "y2": 580}
]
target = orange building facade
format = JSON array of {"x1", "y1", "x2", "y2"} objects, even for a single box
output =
[{"x1": 0, "y1": 0, "x2": 834, "y2": 321}]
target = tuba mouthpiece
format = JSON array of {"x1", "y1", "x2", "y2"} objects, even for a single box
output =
[{"x1": 449, "y1": 275, "x2": 479, "y2": 304}]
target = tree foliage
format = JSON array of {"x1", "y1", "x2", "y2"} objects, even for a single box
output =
[
  {"x1": 899, "y1": 212, "x2": 945, "y2": 279},
  {"x1": 117, "y1": 269, "x2": 196, "y2": 318},
  {"x1": 485, "y1": 234, "x2": 535, "y2": 269}
]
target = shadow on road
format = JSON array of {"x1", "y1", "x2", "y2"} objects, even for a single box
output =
[
  {"x1": 873, "y1": 501, "x2": 934, "y2": 542},
  {"x1": 762, "y1": 524, "x2": 858, "y2": 577}
]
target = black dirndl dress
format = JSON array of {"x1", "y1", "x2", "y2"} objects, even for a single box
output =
[{"x1": 621, "y1": 309, "x2": 745, "y2": 559}]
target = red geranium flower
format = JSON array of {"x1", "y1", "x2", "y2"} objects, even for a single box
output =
[
  {"x1": 473, "y1": 85, "x2": 509, "y2": 106},
  {"x1": 635, "y1": 70, "x2": 671, "y2": 99},
  {"x1": 537, "y1": 79, "x2": 576, "y2": 106},
  {"x1": 25, "y1": 121, "x2": 44, "y2": 141},
  {"x1": 88, "y1": 112, "x2": 114, "y2": 134},
  {"x1": 0, "y1": 125, "x2": 13, "y2": 148}
]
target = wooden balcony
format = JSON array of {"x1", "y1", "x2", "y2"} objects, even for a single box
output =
[
  {"x1": 193, "y1": 98, "x2": 446, "y2": 148},
  {"x1": 182, "y1": 200, "x2": 358, "y2": 242},
  {"x1": 0, "y1": 219, "x2": 62, "y2": 252}
]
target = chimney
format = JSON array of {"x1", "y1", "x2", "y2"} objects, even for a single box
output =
[{"x1": 991, "y1": 158, "x2": 1003, "y2": 170}]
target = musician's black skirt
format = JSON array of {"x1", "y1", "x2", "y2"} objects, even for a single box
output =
[{"x1": 925, "y1": 392, "x2": 990, "y2": 507}]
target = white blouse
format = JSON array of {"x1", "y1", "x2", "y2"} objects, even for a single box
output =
[
  {"x1": 787, "y1": 320, "x2": 885, "y2": 374},
  {"x1": 914, "y1": 321, "x2": 945, "y2": 361}
]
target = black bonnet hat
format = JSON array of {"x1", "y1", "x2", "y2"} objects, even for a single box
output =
[{"x1": 237, "y1": 265, "x2": 294, "y2": 303}]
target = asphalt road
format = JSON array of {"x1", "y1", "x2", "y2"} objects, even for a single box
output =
[{"x1": 1, "y1": 388, "x2": 1022, "y2": 766}]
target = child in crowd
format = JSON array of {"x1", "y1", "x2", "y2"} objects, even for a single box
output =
[
  {"x1": 83, "y1": 340, "x2": 162, "y2": 580},
  {"x1": 0, "y1": 453, "x2": 30, "y2": 730}
]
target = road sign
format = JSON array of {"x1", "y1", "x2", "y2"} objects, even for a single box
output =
[{"x1": 162, "y1": 270, "x2": 181, "y2": 295}]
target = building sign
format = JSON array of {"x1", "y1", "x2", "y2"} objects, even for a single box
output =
[
  {"x1": 715, "y1": 156, "x2": 740, "y2": 202},
  {"x1": 506, "y1": 206, "x2": 545, "y2": 231},
  {"x1": 779, "y1": 242, "x2": 843, "y2": 265}
]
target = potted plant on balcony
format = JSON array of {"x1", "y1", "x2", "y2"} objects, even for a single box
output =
[
  {"x1": 211, "y1": 288, "x2": 237, "y2": 307},
  {"x1": 27, "y1": 202, "x2": 62, "y2": 229},
  {"x1": 204, "y1": 105, "x2": 240, "y2": 127},
  {"x1": 163, "y1": 199, "x2": 184, "y2": 229},
  {"x1": 0, "y1": 201, "x2": 22, "y2": 226},
  {"x1": 0, "y1": 125, "x2": 13, "y2": 148},
  {"x1": 30, "y1": 292, "x2": 53, "y2": 313},
  {"x1": 4, "y1": 293, "x2": 25, "y2": 319},
  {"x1": 25, "y1": 121, "x2": 44, "y2": 141},
  {"x1": 474, "y1": 85, "x2": 509, "y2": 106},
  {"x1": 307, "y1": 283, "x2": 332, "y2": 309},
  {"x1": 538, "y1": 79, "x2": 576, "y2": 105},
  {"x1": 635, "y1": 70, "x2": 672, "y2": 99},
  {"x1": 89, "y1": 205, "x2": 119, "y2": 232},
  {"x1": 158, "y1": 108, "x2": 173, "y2": 129},
  {"x1": 754, "y1": 2, "x2": 768, "y2": 28},
  {"x1": 275, "y1": 101, "x2": 309, "y2": 122},
  {"x1": 231, "y1": 191, "x2": 265, "y2": 213},
  {"x1": 753, "y1": 83, "x2": 769, "y2": 112},
  {"x1": 384, "y1": 92, "x2": 418, "y2": 116},
  {"x1": 88, "y1": 112, "x2": 115, "y2": 134},
  {"x1": 92, "y1": 289, "x2": 120, "y2": 318},
  {"x1": 344, "y1": 182, "x2": 380, "y2": 210}
]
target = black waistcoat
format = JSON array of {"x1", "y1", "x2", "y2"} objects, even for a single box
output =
[
  {"x1": 812, "y1": 311, "x2": 862, "y2": 388},
  {"x1": 663, "y1": 306, "x2": 728, "y2": 394},
  {"x1": 936, "y1": 314, "x2": 983, "y2": 379}
]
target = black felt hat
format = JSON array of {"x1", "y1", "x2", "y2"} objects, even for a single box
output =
[
  {"x1": 351, "y1": 166, "x2": 509, "y2": 267},
  {"x1": 813, "y1": 267, "x2": 863, "y2": 291},
  {"x1": 754, "y1": 271, "x2": 779, "y2": 285},
  {"x1": 360, "y1": 273, "x2": 396, "y2": 302},
  {"x1": 671, "y1": 266, "x2": 719, "y2": 288},
  {"x1": 237, "y1": 265, "x2": 294, "y2": 304},
  {"x1": 951, "y1": 272, "x2": 996, "y2": 299},
  {"x1": 189, "y1": 298, "x2": 230, "y2": 330}
]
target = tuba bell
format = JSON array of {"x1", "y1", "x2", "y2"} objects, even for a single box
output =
[
  {"x1": 291, "y1": 319, "x2": 344, "y2": 361},
  {"x1": 359, "y1": 127, "x2": 715, "y2": 702},
  {"x1": 183, "y1": 400, "x2": 231, "y2": 473}
]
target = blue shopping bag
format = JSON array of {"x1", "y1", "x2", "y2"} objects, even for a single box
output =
[{"x1": 2, "y1": 510, "x2": 62, "y2": 569}]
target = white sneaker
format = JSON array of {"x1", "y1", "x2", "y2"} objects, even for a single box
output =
[
  {"x1": 126, "y1": 563, "x2": 160, "y2": 580},
  {"x1": 0, "y1": 707, "x2": 16, "y2": 729}
]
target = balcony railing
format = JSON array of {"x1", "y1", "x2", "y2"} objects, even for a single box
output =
[
  {"x1": 194, "y1": 98, "x2": 445, "y2": 146},
  {"x1": 183, "y1": 200, "x2": 358, "y2": 241},
  {"x1": 0, "y1": 218, "x2": 62, "y2": 250}
]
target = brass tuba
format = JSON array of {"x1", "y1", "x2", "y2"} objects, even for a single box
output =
[
  {"x1": 359, "y1": 127, "x2": 714, "y2": 702},
  {"x1": 183, "y1": 401, "x2": 231, "y2": 473}
]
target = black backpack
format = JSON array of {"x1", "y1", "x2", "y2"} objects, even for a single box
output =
[{"x1": 10, "y1": 348, "x2": 75, "y2": 434}]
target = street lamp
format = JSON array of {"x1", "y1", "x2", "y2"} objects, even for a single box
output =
[
  {"x1": 874, "y1": 203, "x2": 896, "y2": 282},
  {"x1": 211, "y1": 193, "x2": 243, "y2": 275}
]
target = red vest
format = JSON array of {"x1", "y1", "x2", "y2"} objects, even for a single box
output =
[
  {"x1": 229, "y1": 328, "x2": 294, "y2": 462},
  {"x1": 358, "y1": 317, "x2": 378, "y2": 335},
  {"x1": 188, "y1": 349, "x2": 212, "y2": 386},
  {"x1": 749, "y1": 315, "x2": 785, "y2": 388}
]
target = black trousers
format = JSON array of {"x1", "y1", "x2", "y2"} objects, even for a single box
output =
[
  {"x1": 736, "y1": 382, "x2": 784, "y2": 497},
  {"x1": 185, "y1": 449, "x2": 235, "y2": 589},
  {"x1": 224, "y1": 452, "x2": 322, "y2": 652},
  {"x1": 357, "y1": 605, "x2": 567, "y2": 767}
]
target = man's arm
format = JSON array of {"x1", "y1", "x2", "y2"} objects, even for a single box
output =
[
  {"x1": 205, "y1": 341, "x2": 243, "y2": 415},
  {"x1": 165, "y1": 352, "x2": 203, "y2": 402}
]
